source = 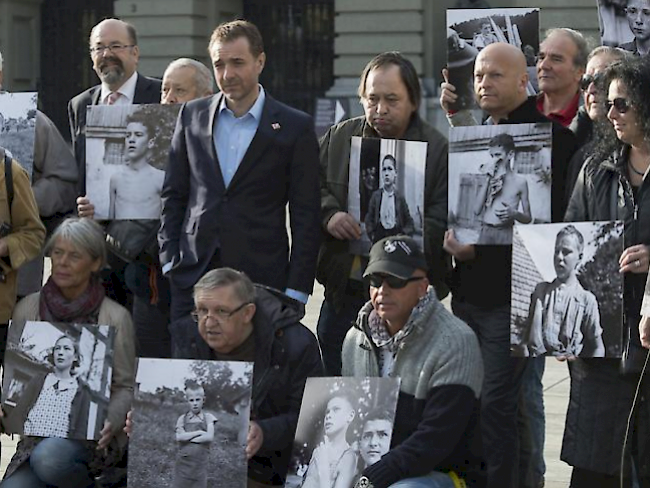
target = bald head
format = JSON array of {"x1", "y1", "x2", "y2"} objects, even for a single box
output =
[
  {"x1": 89, "y1": 18, "x2": 140, "y2": 90},
  {"x1": 474, "y1": 42, "x2": 529, "y2": 122}
]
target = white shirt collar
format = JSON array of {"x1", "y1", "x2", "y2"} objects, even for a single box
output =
[{"x1": 100, "y1": 71, "x2": 139, "y2": 105}]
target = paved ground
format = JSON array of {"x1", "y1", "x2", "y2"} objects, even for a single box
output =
[{"x1": 1, "y1": 267, "x2": 574, "y2": 485}]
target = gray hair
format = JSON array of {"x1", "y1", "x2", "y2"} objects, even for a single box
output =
[
  {"x1": 193, "y1": 268, "x2": 256, "y2": 304},
  {"x1": 164, "y1": 58, "x2": 214, "y2": 96},
  {"x1": 45, "y1": 218, "x2": 107, "y2": 269},
  {"x1": 587, "y1": 45, "x2": 629, "y2": 63},
  {"x1": 545, "y1": 28, "x2": 589, "y2": 70}
]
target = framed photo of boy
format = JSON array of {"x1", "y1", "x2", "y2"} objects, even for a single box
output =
[
  {"x1": 448, "y1": 123, "x2": 552, "y2": 245},
  {"x1": 510, "y1": 221, "x2": 624, "y2": 358},
  {"x1": 128, "y1": 358, "x2": 253, "y2": 488},
  {"x1": 85, "y1": 103, "x2": 181, "y2": 220},
  {"x1": 0, "y1": 92, "x2": 38, "y2": 178},
  {"x1": 285, "y1": 377, "x2": 400, "y2": 488},
  {"x1": 1, "y1": 320, "x2": 116, "y2": 440}
]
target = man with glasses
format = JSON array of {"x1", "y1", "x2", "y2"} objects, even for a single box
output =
[
  {"x1": 175, "y1": 267, "x2": 323, "y2": 487},
  {"x1": 621, "y1": 0, "x2": 650, "y2": 55},
  {"x1": 68, "y1": 18, "x2": 161, "y2": 313},
  {"x1": 69, "y1": 17, "x2": 162, "y2": 196},
  {"x1": 341, "y1": 235, "x2": 484, "y2": 488}
]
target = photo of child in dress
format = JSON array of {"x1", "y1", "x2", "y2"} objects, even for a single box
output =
[
  {"x1": 172, "y1": 382, "x2": 218, "y2": 488},
  {"x1": 301, "y1": 390, "x2": 358, "y2": 488},
  {"x1": 286, "y1": 377, "x2": 400, "y2": 488},
  {"x1": 511, "y1": 221, "x2": 624, "y2": 358},
  {"x1": 1, "y1": 320, "x2": 116, "y2": 440},
  {"x1": 128, "y1": 358, "x2": 252, "y2": 488}
]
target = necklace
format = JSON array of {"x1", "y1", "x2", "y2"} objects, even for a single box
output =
[{"x1": 628, "y1": 159, "x2": 647, "y2": 177}]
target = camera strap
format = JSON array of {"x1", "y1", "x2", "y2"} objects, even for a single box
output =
[{"x1": 4, "y1": 153, "x2": 13, "y2": 221}]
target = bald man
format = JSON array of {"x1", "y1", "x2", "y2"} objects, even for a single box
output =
[{"x1": 441, "y1": 42, "x2": 577, "y2": 488}]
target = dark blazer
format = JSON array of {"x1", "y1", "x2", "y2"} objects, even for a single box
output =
[
  {"x1": 67, "y1": 74, "x2": 162, "y2": 194},
  {"x1": 158, "y1": 92, "x2": 321, "y2": 294}
]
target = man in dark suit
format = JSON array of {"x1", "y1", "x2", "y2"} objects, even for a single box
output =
[
  {"x1": 158, "y1": 20, "x2": 321, "y2": 345},
  {"x1": 68, "y1": 17, "x2": 162, "y2": 195},
  {"x1": 68, "y1": 18, "x2": 161, "y2": 311}
]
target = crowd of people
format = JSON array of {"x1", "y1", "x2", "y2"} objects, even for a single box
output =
[{"x1": 0, "y1": 10, "x2": 648, "y2": 488}]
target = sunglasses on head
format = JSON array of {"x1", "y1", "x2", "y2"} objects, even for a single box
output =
[
  {"x1": 607, "y1": 98, "x2": 631, "y2": 114},
  {"x1": 580, "y1": 73, "x2": 605, "y2": 91},
  {"x1": 367, "y1": 274, "x2": 425, "y2": 289}
]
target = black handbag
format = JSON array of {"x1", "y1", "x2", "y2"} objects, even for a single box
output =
[
  {"x1": 620, "y1": 333, "x2": 650, "y2": 375},
  {"x1": 105, "y1": 219, "x2": 159, "y2": 263}
]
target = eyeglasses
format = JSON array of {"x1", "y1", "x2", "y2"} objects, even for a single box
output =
[
  {"x1": 191, "y1": 302, "x2": 251, "y2": 322},
  {"x1": 367, "y1": 274, "x2": 425, "y2": 289},
  {"x1": 580, "y1": 73, "x2": 605, "y2": 91},
  {"x1": 89, "y1": 44, "x2": 135, "y2": 55},
  {"x1": 607, "y1": 98, "x2": 631, "y2": 114}
]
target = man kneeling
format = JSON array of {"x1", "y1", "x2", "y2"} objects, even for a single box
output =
[
  {"x1": 342, "y1": 236, "x2": 486, "y2": 488},
  {"x1": 175, "y1": 268, "x2": 323, "y2": 487}
]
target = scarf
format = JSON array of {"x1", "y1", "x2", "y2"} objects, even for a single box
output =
[{"x1": 39, "y1": 276, "x2": 105, "y2": 324}]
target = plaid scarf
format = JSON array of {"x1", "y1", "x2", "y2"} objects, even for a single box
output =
[{"x1": 39, "y1": 276, "x2": 105, "y2": 324}]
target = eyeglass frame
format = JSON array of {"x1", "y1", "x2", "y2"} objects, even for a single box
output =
[
  {"x1": 607, "y1": 97, "x2": 631, "y2": 114},
  {"x1": 89, "y1": 44, "x2": 136, "y2": 56},
  {"x1": 366, "y1": 274, "x2": 425, "y2": 289},
  {"x1": 191, "y1": 301, "x2": 252, "y2": 323},
  {"x1": 580, "y1": 72, "x2": 606, "y2": 92}
]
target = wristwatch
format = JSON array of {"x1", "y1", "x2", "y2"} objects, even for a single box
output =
[{"x1": 355, "y1": 476, "x2": 375, "y2": 488}]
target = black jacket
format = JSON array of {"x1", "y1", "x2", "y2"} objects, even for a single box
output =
[
  {"x1": 562, "y1": 145, "x2": 650, "y2": 475},
  {"x1": 450, "y1": 96, "x2": 578, "y2": 306},
  {"x1": 175, "y1": 285, "x2": 324, "y2": 485}
]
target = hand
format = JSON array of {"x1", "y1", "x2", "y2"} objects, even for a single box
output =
[
  {"x1": 443, "y1": 229, "x2": 476, "y2": 262},
  {"x1": 0, "y1": 238, "x2": 8, "y2": 258},
  {"x1": 97, "y1": 421, "x2": 113, "y2": 450},
  {"x1": 246, "y1": 421, "x2": 264, "y2": 459},
  {"x1": 124, "y1": 410, "x2": 133, "y2": 437},
  {"x1": 77, "y1": 196, "x2": 95, "y2": 219},
  {"x1": 640, "y1": 315, "x2": 650, "y2": 349},
  {"x1": 439, "y1": 68, "x2": 458, "y2": 113},
  {"x1": 494, "y1": 202, "x2": 515, "y2": 224},
  {"x1": 326, "y1": 211, "x2": 362, "y2": 240},
  {"x1": 619, "y1": 244, "x2": 650, "y2": 274}
]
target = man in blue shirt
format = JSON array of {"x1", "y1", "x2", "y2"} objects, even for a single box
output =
[{"x1": 158, "y1": 20, "x2": 321, "y2": 345}]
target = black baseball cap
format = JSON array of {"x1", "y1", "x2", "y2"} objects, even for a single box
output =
[{"x1": 364, "y1": 235, "x2": 428, "y2": 279}]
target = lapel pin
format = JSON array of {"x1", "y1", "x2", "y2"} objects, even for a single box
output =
[{"x1": 272, "y1": 122, "x2": 281, "y2": 130}]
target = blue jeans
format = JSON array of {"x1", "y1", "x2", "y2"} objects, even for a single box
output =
[
  {"x1": 0, "y1": 438, "x2": 93, "y2": 488},
  {"x1": 388, "y1": 471, "x2": 456, "y2": 488},
  {"x1": 518, "y1": 356, "x2": 546, "y2": 488}
]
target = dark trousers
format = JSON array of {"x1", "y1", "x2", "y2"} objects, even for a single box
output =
[
  {"x1": 452, "y1": 300, "x2": 528, "y2": 488},
  {"x1": 316, "y1": 280, "x2": 367, "y2": 376},
  {"x1": 518, "y1": 356, "x2": 546, "y2": 488},
  {"x1": 102, "y1": 253, "x2": 133, "y2": 312},
  {"x1": 570, "y1": 467, "x2": 650, "y2": 488},
  {"x1": 126, "y1": 262, "x2": 172, "y2": 359},
  {"x1": 0, "y1": 321, "x2": 7, "y2": 366}
]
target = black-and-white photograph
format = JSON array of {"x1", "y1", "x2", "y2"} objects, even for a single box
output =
[
  {"x1": 348, "y1": 137, "x2": 426, "y2": 256},
  {"x1": 85, "y1": 103, "x2": 181, "y2": 220},
  {"x1": 128, "y1": 358, "x2": 253, "y2": 488},
  {"x1": 1, "y1": 319, "x2": 116, "y2": 440},
  {"x1": 448, "y1": 123, "x2": 552, "y2": 246},
  {"x1": 447, "y1": 8, "x2": 540, "y2": 111},
  {"x1": 0, "y1": 92, "x2": 38, "y2": 177},
  {"x1": 511, "y1": 221, "x2": 624, "y2": 358},
  {"x1": 598, "y1": 0, "x2": 650, "y2": 55},
  {"x1": 285, "y1": 377, "x2": 400, "y2": 488}
]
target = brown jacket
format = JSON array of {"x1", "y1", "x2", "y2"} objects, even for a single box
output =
[{"x1": 0, "y1": 151, "x2": 45, "y2": 323}]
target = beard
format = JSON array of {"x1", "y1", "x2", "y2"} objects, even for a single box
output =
[{"x1": 96, "y1": 58, "x2": 126, "y2": 85}]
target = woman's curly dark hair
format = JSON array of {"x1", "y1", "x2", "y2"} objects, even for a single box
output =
[{"x1": 590, "y1": 56, "x2": 650, "y2": 160}]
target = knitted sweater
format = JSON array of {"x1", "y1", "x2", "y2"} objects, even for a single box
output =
[{"x1": 342, "y1": 288, "x2": 486, "y2": 487}]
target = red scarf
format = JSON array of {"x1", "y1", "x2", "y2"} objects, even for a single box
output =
[{"x1": 39, "y1": 276, "x2": 105, "y2": 324}]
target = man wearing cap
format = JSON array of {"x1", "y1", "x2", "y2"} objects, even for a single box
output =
[{"x1": 342, "y1": 235, "x2": 485, "y2": 488}]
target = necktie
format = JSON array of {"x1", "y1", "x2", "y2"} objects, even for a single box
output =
[{"x1": 106, "y1": 91, "x2": 121, "y2": 105}]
